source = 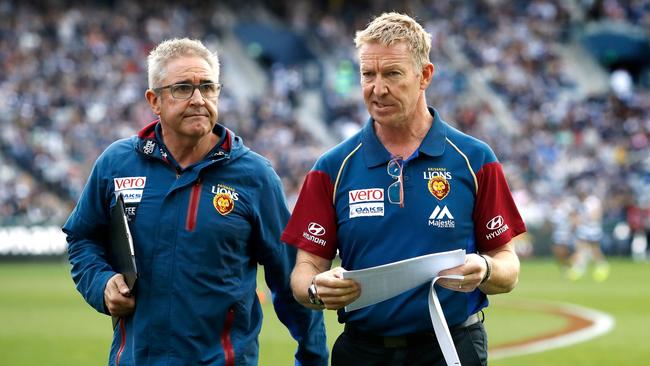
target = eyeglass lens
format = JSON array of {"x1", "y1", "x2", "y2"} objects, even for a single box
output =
[
  {"x1": 387, "y1": 159, "x2": 402, "y2": 178},
  {"x1": 171, "y1": 83, "x2": 221, "y2": 99},
  {"x1": 388, "y1": 181, "x2": 402, "y2": 205},
  {"x1": 387, "y1": 158, "x2": 404, "y2": 207}
]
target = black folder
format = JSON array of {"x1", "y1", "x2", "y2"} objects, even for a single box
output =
[{"x1": 108, "y1": 192, "x2": 137, "y2": 329}]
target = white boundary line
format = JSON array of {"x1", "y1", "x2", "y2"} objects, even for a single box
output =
[{"x1": 489, "y1": 301, "x2": 615, "y2": 360}]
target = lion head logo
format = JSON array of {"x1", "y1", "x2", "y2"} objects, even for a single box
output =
[
  {"x1": 213, "y1": 193, "x2": 234, "y2": 215},
  {"x1": 428, "y1": 176, "x2": 450, "y2": 200}
]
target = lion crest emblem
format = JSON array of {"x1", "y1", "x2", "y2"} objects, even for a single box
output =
[
  {"x1": 428, "y1": 176, "x2": 450, "y2": 200},
  {"x1": 213, "y1": 193, "x2": 235, "y2": 215}
]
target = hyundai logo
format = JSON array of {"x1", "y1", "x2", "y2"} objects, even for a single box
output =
[
  {"x1": 486, "y1": 216, "x2": 504, "y2": 230},
  {"x1": 307, "y1": 222, "x2": 326, "y2": 236}
]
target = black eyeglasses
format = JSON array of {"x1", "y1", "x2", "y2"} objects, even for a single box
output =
[
  {"x1": 154, "y1": 82, "x2": 222, "y2": 100},
  {"x1": 387, "y1": 156, "x2": 404, "y2": 208}
]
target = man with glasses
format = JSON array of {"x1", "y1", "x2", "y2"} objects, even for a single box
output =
[
  {"x1": 63, "y1": 38, "x2": 327, "y2": 366},
  {"x1": 282, "y1": 13, "x2": 525, "y2": 365}
]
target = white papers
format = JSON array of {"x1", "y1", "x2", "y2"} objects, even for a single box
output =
[
  {"x1": 430, "y1": 275, "x2": 464, "y2": 366},
  {"x1": 341, "y1": 249, "x2": 466, "y2": 366},
  {"x1": 341, "y1": 249, "x2": 465, "y2": 311}
]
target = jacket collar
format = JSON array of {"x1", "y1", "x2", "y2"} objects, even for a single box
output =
[
  {"x1": 135, "y1": 120, "x2": 234, "y2": 164},
  {"x1": 362, "y1": 107, "x2": 447, "y2": 168}
]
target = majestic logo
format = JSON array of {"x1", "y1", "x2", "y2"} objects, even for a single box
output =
[
  {"x1": 213, "y1": 193, "x2": 234, "y2": 216},
  {"x1": 349, "y1": 188, "x2": 385, "y2": 218},
  {"x1": 114, "y1": 177, "x2": 146, "y2": 203},
  {"x1": 429, "y1": 206, "x2": 454, "y2": 220},
  {"x1": 485, "y1": 215, "x2": 509, "y2": 240},
  {"x1": 143, "y1": 140, "x2": 156, "y2": 155},
  {"x1": 428, "y1": 176, "x2": 450, "y2": 200},
  {"x1": 428, "y1": 205, "x2": 455, "y2": 228},
  {"x1": 307, "y1": 222, "x2": 326, "y2": 236},
  {"x1": 486, "y1": 216, "x2": 504, "y2": 230}
]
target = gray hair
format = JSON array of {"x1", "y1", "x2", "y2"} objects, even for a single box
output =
[
  {"x1": 147, "y1": 38, "x2": 220, "y2": 89},
  {"x1": 354, "y1": 12, "x2": 432, "y2": 71}
]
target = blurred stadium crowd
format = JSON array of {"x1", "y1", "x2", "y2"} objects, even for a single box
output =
[{"x1": 1, "y1": 0, "x2": 648, "y2": 257}]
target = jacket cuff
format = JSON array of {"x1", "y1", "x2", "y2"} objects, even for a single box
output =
[{"x1": 89, "y1": 271, "x2": 115, "y2": 315}]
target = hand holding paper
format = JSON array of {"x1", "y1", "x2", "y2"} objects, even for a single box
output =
[
  {"x1": 341, "y1": 249, "x2": 465, "y2": 312},
  {"x1": 340, "y1": 249, "x2": 467, "y2": 366},
  {"x1": 313, "y1": 267, "x2": 361, "y2": 310}
]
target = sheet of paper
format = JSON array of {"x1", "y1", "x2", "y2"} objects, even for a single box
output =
[
  {"x1": 342, "y1": 249, "x2": 465, "y2": 312},
  {"x1": 430, "y1": 275, "x2": 464, "y2": 366},
  {"x1": 341, "y1": 251, "x2": 466, "y2": 366}
]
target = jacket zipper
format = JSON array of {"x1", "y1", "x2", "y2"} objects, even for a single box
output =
[
  {"x1": 185, "y1": 181, "x2": 202, "y2": 232},
  {"x1": 115, "y1": 318, "x2": 127, "y2": 366},
  {"x1": 220, "y1": 307, "x2": 235, "y2": 366}
]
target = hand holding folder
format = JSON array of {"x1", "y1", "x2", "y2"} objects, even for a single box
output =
[{"x1": 108, "y1": 192, "x2": 138, "y2": 329}]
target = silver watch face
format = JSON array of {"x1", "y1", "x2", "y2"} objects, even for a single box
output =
[
  {"x1": 308, "y1": 283, "x2": 324, "y2": 306},
  {"x1": 308, "y1": 284, "x2": 318, "y2": 304}
]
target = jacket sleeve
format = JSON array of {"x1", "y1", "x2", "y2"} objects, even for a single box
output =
[
  {"x1": 253, "y1": 166, "x2": 328, "y2": 366},
  {"x1": 62, "y1": 155, "x2": 116, "y2": 315}
]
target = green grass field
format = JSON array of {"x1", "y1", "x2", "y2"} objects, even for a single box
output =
[{"x1": 1, "y1": 258, "x2": 648, "y2": 365}]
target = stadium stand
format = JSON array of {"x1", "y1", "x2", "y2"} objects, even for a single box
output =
[{"x1": 1, "y1": 0, "x2": 648, "y2": 256}]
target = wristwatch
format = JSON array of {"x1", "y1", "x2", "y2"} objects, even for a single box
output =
[{"x1": 307, "y1": 278, "x2": 325, "y2": 306}]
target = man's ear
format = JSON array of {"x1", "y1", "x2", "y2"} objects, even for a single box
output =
[
  {"x1": 420, "y1": 63, "x2": 435, "y2": 90},
  {"x1": 145, "y1": 89, "x2": 161, "y2": 116}
]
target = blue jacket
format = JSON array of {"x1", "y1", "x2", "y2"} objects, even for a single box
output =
[{"x1": 63, "y1": 121, "x2": 327, "y2": 366}]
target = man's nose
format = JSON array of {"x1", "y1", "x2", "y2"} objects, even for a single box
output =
[
  {"x1": 372, "y1": 76, "x2": 388, "y2": 95},
  {"x1": 188, "y1": 87, "x2": 204, "y2": 104}
]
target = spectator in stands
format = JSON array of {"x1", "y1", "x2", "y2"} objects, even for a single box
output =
[
  {"x1": 62, "y1": 38, "x2": 327, "y2": 366},
  {"x1": 282, "y1": 13, "x2": 525, "y2": 366},
  {"x1": 0, "y1": 1, "x2": 325, "y2": 227},
  {"x1": 1, "y1": 0, "x2": 648, "y2": 262}
]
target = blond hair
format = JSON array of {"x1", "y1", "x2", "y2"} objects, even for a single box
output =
[
  {"x1": 147, "y1": 38, "x2": 220, "y2": 89},
  {"x1": 354, "y1": 12, "x2": 432, "y2": 71}
]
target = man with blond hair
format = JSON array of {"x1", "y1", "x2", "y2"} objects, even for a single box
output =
[
  {"x1": 64, "y1": 38, "x2": 327, "y2": 366},
  {"x1": 282, "y1": 13, "x2": 525, "y2": 365}
]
